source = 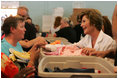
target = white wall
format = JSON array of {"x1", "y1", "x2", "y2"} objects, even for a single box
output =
[{"x1": 20, "y1": 1, "x2": 117, "y2": 32}]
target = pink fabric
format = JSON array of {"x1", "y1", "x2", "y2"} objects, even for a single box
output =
[
  {"x1": 59, "y1": 45, "x2": 85, "y2": 56},
  {"x1": 44, "y1": 47, "x2": 60, "y2": 55},
  {"x1": 44, "y1": 45, "x2": 86, "y2": 56}
]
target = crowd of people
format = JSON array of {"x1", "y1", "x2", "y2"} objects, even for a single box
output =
[{"x1": 1, "y1": 5, "x2": 117, "y2": 78}]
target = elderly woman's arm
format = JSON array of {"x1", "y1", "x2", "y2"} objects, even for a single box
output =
[
  {"x1": 27, "y1": 40, "x2": 47, "y2": 66},
  {"x1": 19, "y1": 36, "x2": 46, "y2": 48}
]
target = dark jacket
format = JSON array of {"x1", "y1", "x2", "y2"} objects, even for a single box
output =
[
  {"x1": 23, "y1": 22, "x2": 37, "y2": 52},
  {"x1": 56, "y1": 27, "x2": 77, "y2": 43},
  {"x1": 23, "y1": 22, "x2": 36, "y2": 40},
  {"x1": 73, "y1": 24, "x2": 85, "y2": 42}
]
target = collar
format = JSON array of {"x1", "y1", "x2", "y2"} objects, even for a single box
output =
[{"x1": 95, "y1": 30, "x2": 104, "y2": 44}]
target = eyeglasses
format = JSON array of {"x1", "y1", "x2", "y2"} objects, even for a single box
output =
[{"x1": 18, "y1": 14, "x2": 27, "y2": 18}]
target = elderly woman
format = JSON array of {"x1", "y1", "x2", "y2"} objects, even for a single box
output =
[
  {"x1": 1, "y1": 16, "x2": 47, "y2": 77},
  {"x1": 73, "y1": 9, "x2": 116, "y2": 55},
  {"x1": 54, "y1": 17, "x2": 77, "y2": 43}
]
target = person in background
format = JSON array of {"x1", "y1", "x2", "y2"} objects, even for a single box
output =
[
  {"x1": 17, "y1": 6, "x2": 36, "y2": 51},
  {"x1": 73, "y1": 14, "x2": 85, "y2": 42},
  {"x1": 54, "y1": 17, "x2": 77, "y2": 43},
  {"x1": 17, "y1": 6, "x2": 46, "y2": 52},
  {"x1": 35, "y1": 24, "x2": 40, "y2": 37},
  {"x1": 17, "y1": 6, "x2": 36, "y2": 38},
  {"x1": 26, "y1": 17, "x2": 33, "y2": 25},
  {"x1": 102, "y1": 16, "x2": 113, "y2": 37},
  {"x1": 50, "y1": 16, "x2": 62, "y2": 35},
  {"x1": 1, "y1": 16, "x2": 46, "y2": 78},
  {"x1": 35, "y1": 24, "x2": 40, "y2": 33}
]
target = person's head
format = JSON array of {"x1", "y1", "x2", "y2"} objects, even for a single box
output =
[
  {"x1": 60, "y1": 17, "x2": 73, "y2": 29},
  {"x1": 2, "y1": 16, "x2": 26, "y2": 40},
  {"x1": 26, "y1": 17, "x2": 32, "y2": 24},
  {"x1": 102, "y1": 16, "x2": 113, "y2": 37},
  {"x1": 35, "y1": 25, "x2": 40, "y2": 33},
  {"x1": 17, "y1": 6, "x2": 29, "y2": 20},
  {"x1": 80, "y1": 9, "x2": 103, "y2": 35},
  {"x1": 54, "y1": 16, "x2": 62, "y2": 28}
]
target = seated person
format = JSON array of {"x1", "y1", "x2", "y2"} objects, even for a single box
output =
[
  {"x1": 17, "y1": 6, "x2": 37, "y2": 52},
  {"x1": 17, "y1": 6, "x2": 37, "y2": 41},
  {"x1": 73, "y1": 14, "x2": 85, "y2": 42},
  {"x1": 89, "y1": 16, "x2": 114, "y2": 58},
  {"x1": 50, "y1": 16, "x2": 62, "y2": 35},
  {"x1": 73, "y1": 9, "x2": 116, "y2": 53},
  {"x1": 1, "y1": 16, "x2": 47, "y2": 56},
  {"x1": 1, "y1": 16, "x2": 47, "y2": 78},
  {"x1": 23, "y1": 17, "x2": 37, "y2": 51},
  {"x1": 26, "y1": 17, "x2": 32, "y2": 25},
  {"x1": 1, "y1": 16, "x2": 47, "y2": 68},
  {"x1": 35, "y1": 24, "x2": 40, "y2": 33},
  {"x1": 88, "y1": 5, "x2": 117, "y2": 73},
  {"x1": 54, "y1": 17, "x2": 77, "y2": 43}
]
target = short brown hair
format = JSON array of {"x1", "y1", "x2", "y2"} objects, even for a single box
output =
[
  {"x1": 2, "y1": 16, "x2": 24, "y2": 36},
  {"x1": 54, "y1": 16, "x2": 62, "y2": 28},
  {"x1": 80, "y1": 9, "x2": 103, "y2": 31}
]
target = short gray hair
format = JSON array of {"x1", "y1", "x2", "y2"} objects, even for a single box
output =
[
  {"x1": 62, "y1": 17, "x2": 73, "y2": 26},
  {"x1": 18, "y1": 6, "x2": 29, "y2": 12}
]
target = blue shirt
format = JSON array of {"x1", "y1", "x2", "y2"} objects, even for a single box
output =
[{"x1": 1, "y1": 38, "x2": 23, "y2": 56}]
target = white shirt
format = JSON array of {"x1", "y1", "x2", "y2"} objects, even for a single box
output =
[
  {"x1": 73, "y1": 30, "x2": 116, "y2": 51},
  {"x1": 50, "y1": 26, "x2": 60, "y2": 35}
]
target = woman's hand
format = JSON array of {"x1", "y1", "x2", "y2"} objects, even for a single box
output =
[
  {"x1": 28, "y1": 42, "x2": 41, "y2": 65},
  {"x1": 24, "y1": 39, "x2": 29, "y2": 42},
  {"x1": 36, "y1": 36, "x2": 47, "y2": 44},
  {"x1": 81, "y1": 48, "x2": 109, "y2": 58},
  {"x1": 36, "y1": 36, "x2": 48, "y2": 48},
  {"x1": 19, "y1": 36, "x2": 47, "y2": 48},
  {"x1": 82, "y1": 48, "x2": 96, "y2": 55},
  {"x1": 28, "y1": 40, "x2": 47, "y2": 66},
  {"x1": 89, "y1": 50, "x2": 112, "y2": 58},
  {"x1": 14, "y1": 66, "x2": 35, "y2": 78},
  {"x1": 88, "y1": 51, "x2": 106, "y2": 57}
]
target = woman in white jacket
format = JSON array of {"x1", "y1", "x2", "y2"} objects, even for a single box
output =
[{"x1": 74, "y1": 9, "x2": 116, "y2": 56}]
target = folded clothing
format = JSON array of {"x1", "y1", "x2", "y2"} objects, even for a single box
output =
[{"x1": 44, "y1": 67, "x2": 95, "y2": 73}]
